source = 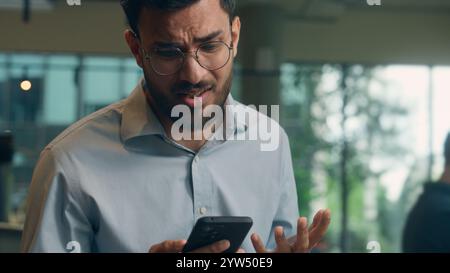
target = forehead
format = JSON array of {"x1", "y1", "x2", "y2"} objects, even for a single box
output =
[{"x1": 138, "y1": 0, "x2": 230, "y2": 45}]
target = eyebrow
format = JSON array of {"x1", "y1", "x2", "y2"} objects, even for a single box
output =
[
  {"x1": 193, "y1": 30, "x2": 223, "y2": 44},
  {"x1": 154, "y1": 30, "x2": 224, "y2": 48}
]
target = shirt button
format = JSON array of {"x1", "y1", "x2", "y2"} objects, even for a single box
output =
[
  {"x1": 199, "y1": 207, "x2": 207, "y2": 215},
  {"x1": 194, "y1": 156, "x2": 199, "y2": 163}
]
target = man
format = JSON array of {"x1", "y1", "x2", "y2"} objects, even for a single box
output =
[
  {"x1": 21, "y1": 0, "x2": 330, "y2": 253},
  {"x1": 403, "y1": 133, "x2": 450, "y2": 252}
]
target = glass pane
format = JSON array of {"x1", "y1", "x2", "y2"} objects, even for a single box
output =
[
  {"x1": 43, "y1": 67, "x2": 77, "y2": 125},
  {"x1": 0, "y1": 54, "x2": 6, "y2": 124},
  {"x1": 280, "y1": 63, "x2": 447, "y2": 253},
  {"x1": 433, "y1": 67, "x2": 450, "y2": 166},
  {"x1": 81, "y1": 57, "x2": 122, "y2": 115},
  {"x1": 47, "y1": 55, "x2": 79, "y2": 67}
]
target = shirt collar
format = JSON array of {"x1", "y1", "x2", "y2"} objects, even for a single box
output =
[
  {"x1": 223, "y1": 95, "x2": 248, "y2": 139},
  {"x1": 121, "y1": 79, "x2": 165, "y2": 143},
  {"x1": 120, "y1": 78, "x2": 247, "y2": 144}
]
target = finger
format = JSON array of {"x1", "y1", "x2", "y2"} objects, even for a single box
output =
[
  {"x1": 294, "y1": 217, "x2": 309, "y2": 252},
  {"x1": 274, "y1": 226, "x2": 291, "y2": 252},
  {"x1": 149, "y1": 240, "x2": 185, "y2": 253},
  {"x1": 309, "y1": 210, "x2": 323, "y2": 233},
  {"x1": 174, "y1": 240, "x2": 187, "y2": 253},
  {"x1": 190, "y1": 240, "x2": 230, "y2": 253},
  {"x1": 310, "y1": 209, "x2": 331, "y2": 240},
  {"x1": 251, "y1": 233, "x2": 267, "y2": 253},
  {"x1": 236, "y1": 248, "x2": 246, "y2": 253},
  {"x1": 149, "y1": 241, "x2": 171, "y2": 253},
  {"x1": 309, "y1": 209, "x2": 331, "y2": 248},
  {"x1": 148, "y1": 244, "x2": 160, "y2": 253}
]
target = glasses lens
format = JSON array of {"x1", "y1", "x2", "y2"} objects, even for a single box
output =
[
  {"x1": 149, "y1": 42, "x2": 232, "y2": 75},
  {"x1": 197, "y1": 42, "x2": 231, "y2": 71},
  {"x1": 150, "y1": 48, "x2": 184, "y2": 75}
]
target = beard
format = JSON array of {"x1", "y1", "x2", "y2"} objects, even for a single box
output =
[{"x1": 142, "y1": 66, "x2": 234, "y2": 129}]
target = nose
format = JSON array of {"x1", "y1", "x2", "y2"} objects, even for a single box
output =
[{"x1": 178, "y1": 52, "x2": 209, "y2": 85}]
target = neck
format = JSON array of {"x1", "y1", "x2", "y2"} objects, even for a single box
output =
[{"x1": 440, "y1": 167, "x2": 450, "y2": 184}]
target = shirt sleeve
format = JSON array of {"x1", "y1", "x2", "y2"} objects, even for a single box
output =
[
  {"x1": 266, "y1": 130, "x2": 300, "y2": 250},
  {"x1": 21, "y1": 148, "x2": 94, "y2": 253}
]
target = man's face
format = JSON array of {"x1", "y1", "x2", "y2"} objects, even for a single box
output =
[{"x1": 126, "y1": 0, "x2": 241, "y2": 122}]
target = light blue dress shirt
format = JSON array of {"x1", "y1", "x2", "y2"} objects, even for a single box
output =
[{"x1": 21, "y1": 79, "x2": 299, "y2": 253}]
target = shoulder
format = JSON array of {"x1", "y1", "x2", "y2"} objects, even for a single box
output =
[
  {"x1": 44, "y1": 100, "x2": 126, "y2": 154},
  {"x1": 34, "y1": 100, "x2": 126, "y2": 179}
]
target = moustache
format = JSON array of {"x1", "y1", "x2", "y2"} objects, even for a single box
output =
[{"x1": 172, "y1": 81, "x2": 214, "y2": 96}]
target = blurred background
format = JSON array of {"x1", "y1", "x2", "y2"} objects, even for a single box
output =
[{"x1": 0, "y1": 0, "x2": 449, "y2": 252}]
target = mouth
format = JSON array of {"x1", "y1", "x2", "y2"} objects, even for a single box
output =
[
  {"x1": 176, "y1": 86, "x2": 213, "y2": 98},
  {"x1": 176, "y1": 87, "x2": 213, "y2": 108}
]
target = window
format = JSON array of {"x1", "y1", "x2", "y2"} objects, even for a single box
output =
[
  {"x1": 0, "y1": 53, "x2": 142, "y2": 224},
  {"x1": 281, "y1": 63, "x2": 450, "y2": 252}
]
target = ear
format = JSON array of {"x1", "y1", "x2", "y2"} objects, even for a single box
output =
[
  {"x1": 231, "y1": 16, "x2": 241, "y2": 58},
  {"x1": 124, "y1": 29, "x2": 144, "y2": 68}
]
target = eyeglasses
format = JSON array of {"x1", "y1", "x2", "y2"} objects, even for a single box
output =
[{"x1": 142, "y1": 41, "x2": 234, "y2": 76}]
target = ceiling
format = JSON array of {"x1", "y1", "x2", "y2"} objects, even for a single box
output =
[
  {"x1": 0, "y1": 0, "x2": 54, "y2": 10},
  {"x1": 239, "y1": 0, "x2": 450, "y2": 17},
  {"x1": 2, "y1": 0, "x2": 450, "y2": 15}
]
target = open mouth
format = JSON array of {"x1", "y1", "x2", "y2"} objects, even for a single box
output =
[
  {"x1": 176, "y1": 87, "x2": 213, "y2": 108},
  {"x1": 177, "y1": 87, "x2": 213, "y2": 99}
]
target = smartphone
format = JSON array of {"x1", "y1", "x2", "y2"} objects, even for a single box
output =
[{"x1": 182, "y1": 216, "x2": 253, "y2": 253}]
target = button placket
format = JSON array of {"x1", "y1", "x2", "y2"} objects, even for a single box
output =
[{"x1": 191, "y1": 154, "x2": 209, "y2": 219}]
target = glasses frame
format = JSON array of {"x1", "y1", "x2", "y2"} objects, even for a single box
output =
[{"x1": 141, "y1": 40, "x2": 234, "y2": 76}]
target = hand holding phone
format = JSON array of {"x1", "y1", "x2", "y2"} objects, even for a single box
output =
[{"x1": 182, "y1": 216, "x2": 253, "y2": 253}]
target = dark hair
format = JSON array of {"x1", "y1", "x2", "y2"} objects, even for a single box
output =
[
  {"x1": 120, "y1": 0, "x2": 236, "y2": 38},
  {"x1": 445, "y1": 132, "x2": 450, "y2": 166}
]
